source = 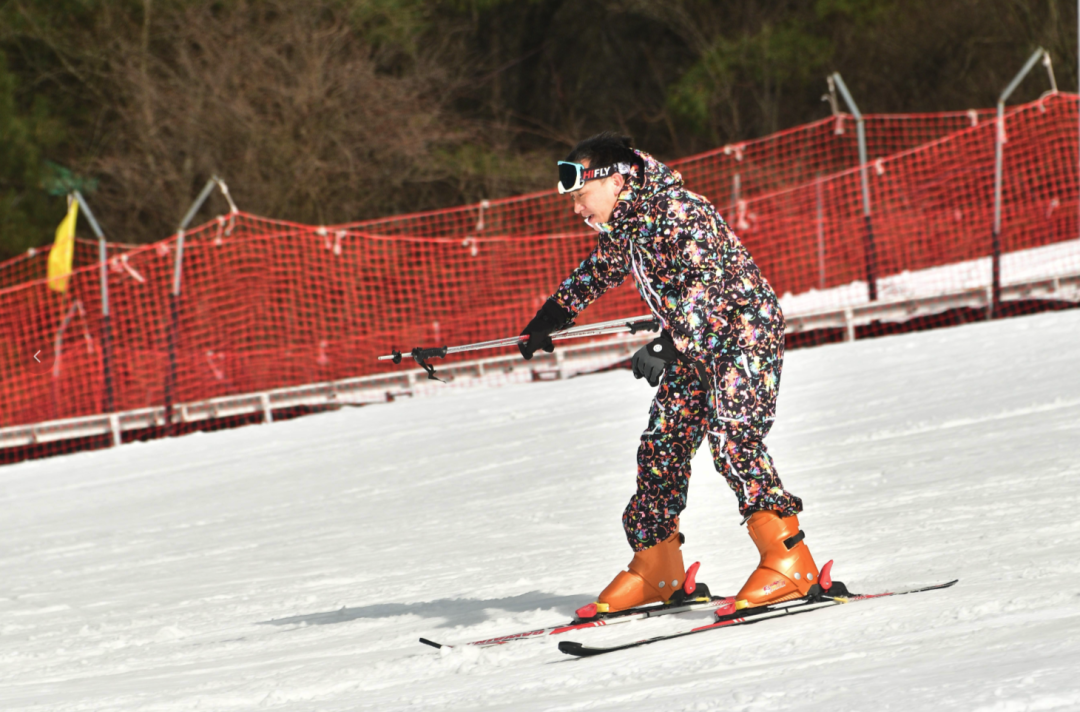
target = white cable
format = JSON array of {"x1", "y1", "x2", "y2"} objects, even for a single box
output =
[{"x1": 627, "y1": 240, "x2": 666, "y2": 323}]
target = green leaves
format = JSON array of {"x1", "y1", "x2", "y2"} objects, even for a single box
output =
[
  {"x1": 41, "y1": 161, "x2": 98, "y2": 197},
  {"x1": 666, "y1": 17, "x2": 833, "y2": 140},
  {"x1": 814, "y1": 0, "x2": 897, "y2": 24},
  {"x1": 345, "y1": 0, "x2": 433, "y2": 59},
  {"x1": 0, "y1": 53, "x2": 68, "y2": 256},
  {"x1": 0, "y1": 0, "x2": 1072, "y2": 263}
]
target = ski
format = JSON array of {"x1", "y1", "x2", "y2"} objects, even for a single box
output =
[
  {"x1": 419, "y1": 587, "x2": 731, "y2": 650},
  {"x1": 557, "y1": 579, "x2": 959, "y2": 658}
]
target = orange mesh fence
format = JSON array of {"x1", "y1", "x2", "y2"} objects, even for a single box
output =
[
  {"x1": 1, "y1": 96, "x2": 1077, "y2": 464},
  {"x1": 0, "y1": 108, "x2": 994, "y2": 287},
  {"x1": 346, "y1": 109, "x2": 999, "y2": 240},
  {"x1": 750, "y1": 95, "x2": 1077, "y2": 307},
  {"x1": 0, "y1": 238, "x2": 135, "y2": 291}
]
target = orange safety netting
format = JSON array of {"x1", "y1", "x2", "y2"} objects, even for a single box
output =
[
  {"x1": 1, "y1": 95, "x2": 1077, "y2": 463},
  {"x1": 347, "y1": 108, "x2": 1000, "y2": 240},
  {"x1": 0, "y1": 238, "x2": 135, "y2": 291}
]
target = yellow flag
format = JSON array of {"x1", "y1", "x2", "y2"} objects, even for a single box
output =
[{"x1": 47, "y1": 198, "x2": 79, "y2": 293}]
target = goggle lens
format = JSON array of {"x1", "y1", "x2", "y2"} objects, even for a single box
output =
[{"x1": 558, "y1": 162, "x2": 583, "y2": 194}]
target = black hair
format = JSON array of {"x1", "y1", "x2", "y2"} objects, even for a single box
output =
[{"x1": 565, "y1": 132, "x2": 637, "y2": 171}]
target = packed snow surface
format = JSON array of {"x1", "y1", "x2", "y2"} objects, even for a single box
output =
[
  {"x1": 779, "y1": 237, "x2": 1080, "y2": 315},
  {"x1": 2, "y1": 309, "x2": 1080, "y2": 711}
]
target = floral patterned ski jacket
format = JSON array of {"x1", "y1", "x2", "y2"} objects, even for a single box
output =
[{"x1": 551, "y1": 150, "x2": 784, "y2": 365}]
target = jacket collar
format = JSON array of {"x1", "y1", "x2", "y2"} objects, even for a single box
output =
[{"x1": 596, "y1": 151, "x2": 683, "y2": 234}]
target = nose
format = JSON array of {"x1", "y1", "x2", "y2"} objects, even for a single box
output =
[{"x1": 573, "y1": 198, "x2": 585, "y2": 215}]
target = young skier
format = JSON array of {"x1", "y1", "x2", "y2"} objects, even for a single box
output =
[{"x1": 519, "y1": 132, "x2": 820, "y2": 613}]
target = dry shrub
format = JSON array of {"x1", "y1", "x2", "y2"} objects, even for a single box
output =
[{"x1": 89, "y1": 0, "x2": 484, "y2": 241}]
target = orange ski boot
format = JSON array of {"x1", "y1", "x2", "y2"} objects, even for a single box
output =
[
  {"x1": 735, "y1": 511, "x2": 819, "y2": 607},
  {"x1": 590, "y1": 526, "x2": 687, "y2": 615}
]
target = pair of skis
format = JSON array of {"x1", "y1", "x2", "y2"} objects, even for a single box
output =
[
  {"x1": 418, "y1": 577, "x2": 959, "y2": 658},
  {"x1": 418, "y1": 586, "x2": 730, "y2": 650},
  {"x1": 558, "y1": 578, "x2": 958, "y2": 657}
]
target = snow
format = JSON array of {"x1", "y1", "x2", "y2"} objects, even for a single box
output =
[
  {"x1": 780, "y1": 237, "x2": 1080, "y2": 315},
  {"x1": 2, "y1": 308, "x2": 1080, "y2": 711}
]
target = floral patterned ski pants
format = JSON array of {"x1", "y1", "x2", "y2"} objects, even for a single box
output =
[{"x1": 623, "y1": 327, "x2": 803, "y2": 551}]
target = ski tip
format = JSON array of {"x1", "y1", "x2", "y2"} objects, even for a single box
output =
[
  {"x1": 558, "y1": 641, "x2": 585, "y2": 656},
  {"x1": 419, "y1": 637, "x2": 443, "y2": 649}
]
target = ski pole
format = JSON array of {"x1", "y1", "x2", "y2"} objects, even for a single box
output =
[{"x1": 378, "y1": 314, "x2": 660, "y2": 381}]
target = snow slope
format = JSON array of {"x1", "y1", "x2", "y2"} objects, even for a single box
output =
[
  {"x1": 2, "y1": 309, "x2": 1079, "y2": 711},
  {"x1": 780, "y1": 237, "x2": 1080, "y2": 315}
]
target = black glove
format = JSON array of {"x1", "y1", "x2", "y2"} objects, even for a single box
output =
[
  {"x1": 632, "y1": 333, "x2": 680, "y2": 387},
  {"x1": 518, "y1": 299, "x2": 573, "y2": 360}
]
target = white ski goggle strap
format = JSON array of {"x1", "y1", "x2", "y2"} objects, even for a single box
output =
[{"x1": 557, "y1": 161, "x2": 631, "y2": 194}]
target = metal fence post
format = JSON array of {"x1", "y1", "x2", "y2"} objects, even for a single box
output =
[
  {"x1": 992, "y1": 48, "x2": 1052, "y2": 318},
  {"x1": 830, "y1": 73, "x2": 878, "y2": 302},
  {"x1": 164, "y1": 176, "x2": 229, "y2": 433},
  {"x1": 72, "y1": 191, "x2": 115, "y2": 418},
  {"x1": 816, "y1": 173, "x2": 826, "y2": 290}
]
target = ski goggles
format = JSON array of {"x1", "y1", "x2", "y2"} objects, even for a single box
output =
[{"x1": 557, "y1": 161, "x2": 631, "y2": 194}]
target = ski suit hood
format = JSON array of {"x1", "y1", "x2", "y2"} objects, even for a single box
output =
[{"x1": 594, "y1": 151, "x2": 683, "y2": 234}]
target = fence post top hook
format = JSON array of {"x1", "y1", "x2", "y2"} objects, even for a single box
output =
[
  {"x1": 1041, "y1": 50, "x2": 1058, "y2": 94},
  {"x1": 998, "y1": 47, "x2": 1051, "y2": 107},
  {"x1": 213, "y1": 176, "x2": 240, "y2": 214},
  {"x1": 829, "y1": 72, "x2": 863, "y2": 121},
  {"x1": 822, "y1": 75, "x2": 840, "y2": 117}
]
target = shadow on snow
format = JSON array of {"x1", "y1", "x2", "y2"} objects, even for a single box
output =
[{"x1": 259, "y1": 590, "x2": 590, "y2": 629}]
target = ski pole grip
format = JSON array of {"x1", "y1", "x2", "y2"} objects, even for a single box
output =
[
  {"x1": 412, "y1": 346, "x2": 448, "y2": 361},
  {"x1": 627, "y1": 318, "x2": 660, "y2": 334}
]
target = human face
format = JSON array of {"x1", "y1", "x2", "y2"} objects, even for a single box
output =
[{"x1": 569, "y1": 158, "x2": 624, "y2": 228}]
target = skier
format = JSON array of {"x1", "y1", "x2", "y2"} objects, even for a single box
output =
[{"x1": 518, "y1": 132, "x2": 820, "y2": 614}]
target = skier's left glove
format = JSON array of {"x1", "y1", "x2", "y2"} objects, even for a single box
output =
[
  {"x1": 518, "y1": 299, "x2": 573, "y2": 360},
  {"x1": 632, "y1": 333, "x2": 680, "y2": 387}
]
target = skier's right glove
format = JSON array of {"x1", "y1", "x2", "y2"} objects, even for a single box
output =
[
  {"x1": 518, "y1": 299, "x2": 573, "y2": 360},
  {"x1": 631, "y1": 333, "x2": 680, "y2": 387}
]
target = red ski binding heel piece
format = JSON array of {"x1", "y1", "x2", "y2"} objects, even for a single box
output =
[
  {"x1": 683, "y1": 561, "x2": 701, "y2": 596},
  {"x1": 819, "y1": 559, "x2": 834, "y2": 592}
]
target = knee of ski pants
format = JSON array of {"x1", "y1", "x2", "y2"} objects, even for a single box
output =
[
  {"x1": 707, "y1": 419, "x2": 771, "y2": 456},
  {"x1": 636, "y1": 430, "x2": 700, "y2": 476}
]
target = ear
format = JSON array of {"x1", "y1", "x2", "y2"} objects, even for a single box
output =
[{"x1": 610, "y1": 172, "x2": 625, "y2": 193}]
